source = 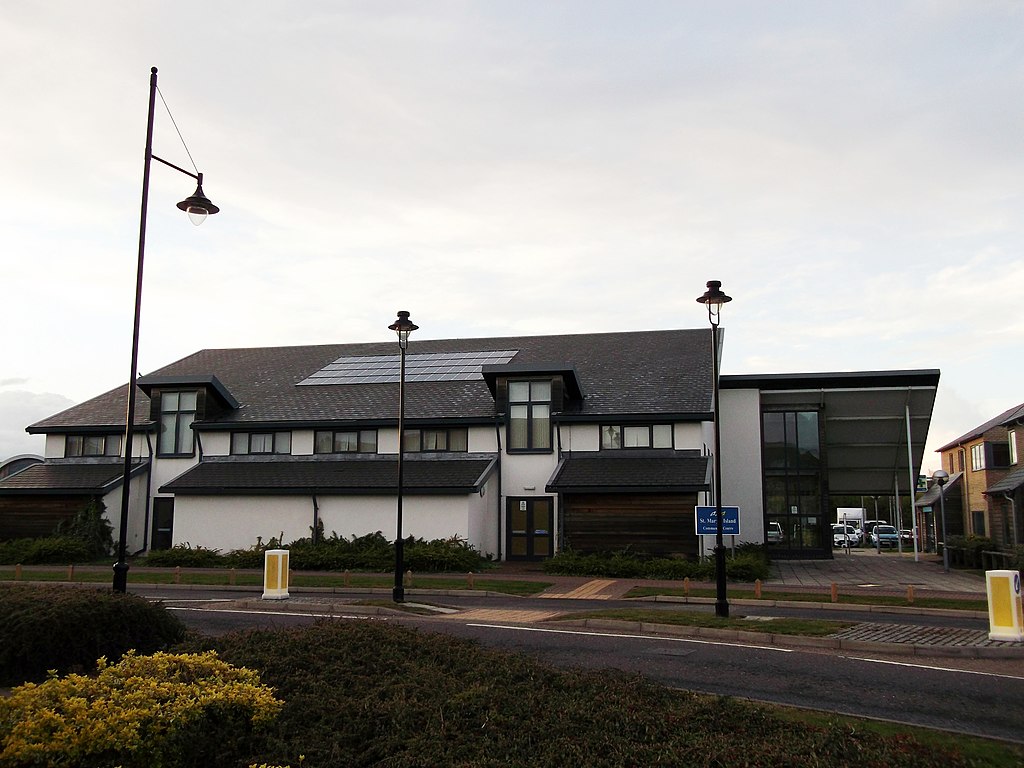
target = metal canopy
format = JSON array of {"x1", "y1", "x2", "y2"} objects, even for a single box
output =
[{"x1": 724, "y1": 370, "x2": 940, "y2": 497}]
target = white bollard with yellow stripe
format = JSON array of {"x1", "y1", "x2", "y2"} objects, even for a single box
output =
[
  {"x1": 985, "y1": 570, "x2": 1023, "y2": 641},
  {"x1": 262, "y1": 549, "x2": 290, "y2": 600}
]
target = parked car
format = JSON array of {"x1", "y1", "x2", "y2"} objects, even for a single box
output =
[
  {"x1": 767, "y1": 521, "x2": 784, "y2": 544},
  {"x1": 899, "y1": 529, "x2": 914, "y2": 545},
  {"x1": 832, "y1": 524, "x2": 862, "y2": 548},
  {"x1": 870, "y1": 525, "x2": 900, "y2": 548},
  {"x1": 863, "y1": 520, "x2": 889, "y2": 536}
]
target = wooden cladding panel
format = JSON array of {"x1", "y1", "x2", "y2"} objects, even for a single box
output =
[
  {"x1": 563, "y1": 493, "x2": 698, "y2": 557},
  {"x1": 0, "y1": 496, "x2": 89, "y2": 540}
]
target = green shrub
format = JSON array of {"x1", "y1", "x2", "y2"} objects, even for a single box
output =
[
  {"x1": 726, "y1": 552, "x2": 772, "y2": 581},
  {"x1": 143, "y1": 543, "x2": 225, "y2": 568},
  {"x1": 404, "y1": 535, "x2": 488, "y2": 572},
  {"x1": 946, "y1": 535, "x2": 995, "y2": 568},
  {"x1": 55, "y1": 496, "x2": 114, "y2": 558},
  {"x1": 545, "y1": 548, "x2": 769, "y2": 582},
  {"x1": 0, "y1": 584, "x2": 186, "y2": 685},
  {"x1": 0, "y1": 535, "x2": 93, "y2": 565},
  {"x1": 0, "y1": 650, "x2": 282, "y2": 768}
]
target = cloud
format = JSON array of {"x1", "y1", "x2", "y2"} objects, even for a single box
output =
[{"x1": 0, "y1": 391, "x2": 76, "y2": 461}]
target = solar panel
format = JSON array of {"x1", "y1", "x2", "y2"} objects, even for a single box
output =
[{"x1": 298, "y1": 350, "x2": 518, "y2": 386}]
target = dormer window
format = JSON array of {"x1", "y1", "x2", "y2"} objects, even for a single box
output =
[
  {"x1": 158, "y1": 391, "x2": 198, "y2": 457},
  {"x1": 509, "y1": 380, "x2": 551, "y2": 451},
  {"x1": 601, "y1": 424, "x2": 672, "y2": 450}
]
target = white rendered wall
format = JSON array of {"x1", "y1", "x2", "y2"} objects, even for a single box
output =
[
  {"x1": 199, "y1": 432, "x2": 231, "y2": 457},
  {"x1": 560, "y1": 424, "x2": 599, "y2": 452},
  {"x1": 674, "y1": 422, "x2": 704, "y2": 451},
  {"x1": 468, "y1": 426, "x2": 498, "y2": 453},
  {"x1": 466, "y1": 473, "x2": 501, "y2": 558},
  {"x1": 104, "y1": 473, "x2": 150, "y2": 555},
  {"x1": 720, "y1": 388, "x2": 765, "y2": 544}
]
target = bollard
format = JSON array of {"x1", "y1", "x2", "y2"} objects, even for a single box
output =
[
  {"x1": 174, "y1": 566, "x2": 181, "y2": 584},
  {"x1": 15, "y1": 563, "x2": 22, "y2": 581},
  {"x1": 262, "y1": 549, "x2": 290, "y2": 600},
  {"x1": 404, "y1": 569, "x2": 413, "y2": 588},
  {"x1": 985, "y1": 570, "x2": 1023, "y2": 641},
  {"x1": 754, "y1": 579, "x2": 762, "y2": 599},
  {"x1": 467, "y1": 571, "x2": 475, "y2": 589},
  {"x1": 67, "y1": 564, "x2": 74, "y2": 582},
  {"x1": 343, "y1": 569, "x2": 351, "y2": 587},
  {"x1": 907, "y1": 585, "x2": 915, "y2": 604},
  {"x1": 229, "y1": 568, "x2": 236, "y2": 586},
  {"x1": 683, "y1": 577, "x2": 690, "y2": 597},
  {"x1": 830, "y1": 582, "x2": 838, "y2": 603}
]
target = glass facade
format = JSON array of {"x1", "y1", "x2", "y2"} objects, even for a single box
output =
[{"x1": 763, "y1": 410, "x2": 827, "y2": 554}]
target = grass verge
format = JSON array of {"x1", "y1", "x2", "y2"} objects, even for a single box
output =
[
  {"x1": 551, "y1": 607, "x2": 854, "y2": 636},
  {"x1": 626, "y1": 585, "x2": 989, "y2": 611}
]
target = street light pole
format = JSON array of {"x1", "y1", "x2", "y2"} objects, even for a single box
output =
[
  {"x1": 933, "y1": 469, "x2": 949, "y2": 573},
  {"x1": 112, "y1": 67, "x2": 219, "y2": 594},
  {"x1": 697, "y1": 280, "x2": 732, "y2": 619},
  {"x1": 389, "y1": 310, "x2": 418, "y2": 603}
]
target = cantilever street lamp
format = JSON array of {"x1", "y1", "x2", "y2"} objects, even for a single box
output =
[
  {"x1": 933, "y1": 469, "x2": 950, "y2": 573},
  {"x1": 112, "y1": 67, "x2": 219, "y2": 594},
  {"x1": 389, "y1": 310, "x2": 418, "y2": 603},
  {"x1": 697, "y1": 280, "x2": 732, "y2": 619}
]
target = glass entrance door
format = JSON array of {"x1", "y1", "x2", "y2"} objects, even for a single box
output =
[{"x1": 507, "y1": 497, "x2": 553, "y2": 560}]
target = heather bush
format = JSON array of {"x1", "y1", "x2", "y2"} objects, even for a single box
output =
[
  {"x1": 0, "y1": 584, "x2": 186, "y2": 685},
  {"x1": 0, "y1": 650, "x2": 282, "y2": 768}
]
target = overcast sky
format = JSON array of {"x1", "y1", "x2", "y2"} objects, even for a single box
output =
[{"x1": 2, "y1": 2, "x2": 1021, "y2": 474}]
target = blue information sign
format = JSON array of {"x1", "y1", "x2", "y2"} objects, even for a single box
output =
[{"x1": 695, "y1": 506, "x2": 740, "y2": 536}]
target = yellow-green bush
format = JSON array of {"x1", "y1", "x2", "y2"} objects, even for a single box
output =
[{"x1": 0, "y1": 650, "x2": 283, "y2": 768}]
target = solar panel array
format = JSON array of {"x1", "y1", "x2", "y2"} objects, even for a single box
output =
[{"x1": 298, "y1": 350, "x2": 518, "y2": 386}]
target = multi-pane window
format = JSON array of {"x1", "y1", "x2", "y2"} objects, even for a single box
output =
[
  {"x1": 403, "y1": 428, "x2": 469, "y2": 453},
  {"x1": 314, "y1": 430, "x2": 377, "y2": 454},
  {"x1": 508, "y1": 380, "x2": 551, "y2": 451},
  {"x1": 971, "y1": 443, "x2": 985, "y2": 471},
  {"x1": 231, "y1": 432, "x2": 291, "y2": 455},
  {"x1": 762, "y1": 410, "x2": 824, "y2": 551},
  {"x1": 65, "y1": 434, "x2": 121, "y2": 457},
  {"x1": 601, "y1": 424, "x2": 672, "y2": 450},
  {"x1": 158, "y1": 392, "x2": 197, "y2": 456}
]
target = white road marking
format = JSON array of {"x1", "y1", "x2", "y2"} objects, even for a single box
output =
[
  {"x1": 466, "y1": 623, "x2": 793, "y2": 652},
  {"x1": 168, "y1": 606, "x2": 374, "y2": 620},
  {"x1": 841, "y1": 655, "x2": 1024, "y2": 680}
]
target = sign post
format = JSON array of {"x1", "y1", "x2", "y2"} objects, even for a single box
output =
[{"x1": 695, "y1": 506, "x2": 740, "y2": 536}]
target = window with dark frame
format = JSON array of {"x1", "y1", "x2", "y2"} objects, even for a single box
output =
[
  {"x1": 508, "y1": 380, "x2": 551, "y2": 451},
  {"x1": 64, "y1": 434, "x2": 121, "y2": 458},
  {"x1": 600, "y1": 424, "x2": 672, "y2": 450},
  {"x1": 231, "y1": 431, "x2": 292, "y2": 455},
  {"x1": 402, "y1": 427, "x2": 469, "y2": 453},
  {"x1": 158, "y1": 391, "x2": 198, "y2": 456},
  {"x1": 313, "y1": 429, "x2": 378, "y2": 454}
]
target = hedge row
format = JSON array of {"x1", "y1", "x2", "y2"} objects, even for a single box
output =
[
  {"x1": 143, "y1": 531, "x2": 490, "y2": 573},
  {"x1": 0, "y1": 584, "x2": 186, "y2": 686},
  {"x1": 544, "y1": 546, "x2": 772, "y2": 582}
]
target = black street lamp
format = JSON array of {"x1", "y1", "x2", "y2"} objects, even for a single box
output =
[
  {"x1": 389, "y1": 310, "x2": 418, "y2": 603},
  {"x1": 112, "y1": 67, "x2": 219, "y2": 594},
  {"x1": 697, "y1": 280, "x2": 732, "y2": 619},
  {"x1": 933, "y1": 469, "x2": 949, "y2": 573}
]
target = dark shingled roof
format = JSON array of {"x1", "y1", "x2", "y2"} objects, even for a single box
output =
[
  {"x1": 0, "y1": 461, "x2": 141, "y2": 495},
  {"x1": 29, "y1": 329, "x2": 714, "y2": 432},
  {"x1": 984, "y1": 466, "x2": 1024, "y2": 495},
  {"x1": 161, "y1": 456, "x2": 497, "y2": 495},
  {"x1": 546, "y1": 451, "x2": 710, "y2": 493},
  {"x1": 936, "y1": 401, "x2": 1024, "y2": 452}
]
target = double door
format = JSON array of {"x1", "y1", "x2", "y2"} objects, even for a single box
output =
[{"x1": 507, "y1": 497, "x2": 553, "y2": 560}]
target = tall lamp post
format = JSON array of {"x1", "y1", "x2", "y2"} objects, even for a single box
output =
[
  {"x1": 933, "y1": 469, "x2": 949, "y2": 573},
  {"x1": 112, "y1": 67, "x2": 219, "y2": 594},
  {"x1": 389, "y1": 310, "x2": 418, "y2": 603},
  {"x1": 697, "y1": 280, "x2": 732, "y2": 619}
]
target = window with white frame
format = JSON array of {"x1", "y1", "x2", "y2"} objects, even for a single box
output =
[
  {"x1": 231, "y1": 431, "x2": 292, "y2": 455},
  {"x1": 970, "y1": 443, "x2": 985, "y2": 471},
  {"x1": 1010, "y1": 431, "x2": 1017, "y2": 465},
  {"x1": 601, "y1": 424, "x2": 672, "y2": 450}
]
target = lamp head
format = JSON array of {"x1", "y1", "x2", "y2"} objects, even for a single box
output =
[
  {"x1": 389, "y1": 310, "x2": 419, "y2": 349},
  {"x1": 932, "y1": 469, "x2": 949, "y2": 487},
  {"x1": 696, "y1": 280, "x2": 732, "y2": 326},
  {"x1": 176, "y1": 173, "x2": 220, "y2": 226}
]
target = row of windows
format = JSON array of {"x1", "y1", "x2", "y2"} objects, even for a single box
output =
[
  {"x1": 65, "y1": 434, "x2": 121, "y2": 457},
  {"x1": 963, "y1": 431, "x2": 1019, "y2": 473}
]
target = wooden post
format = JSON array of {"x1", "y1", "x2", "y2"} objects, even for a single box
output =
[
  {"x1": 467, "y1": 571, "x2": 475, "y2": 588},
  {"x1": 404, "y1": 569, "x2": 413, "y2": 588},
  {"x1": 683, "y1": 577, "x2": 690, "y2": 597},
  {"x1": 343, "y1": 569, "x2": 350, "y2": 587},
  {"x1": 754, "y1": 579, "x2": 762, "y2": 599},
  {"x1": 67, "y1": 564, "x2": 74, "y2": 581},
  {"x1": 907, "y1": 585, "x2": 915, "y2": 604},
  {"x1": 830, "y1": 582, "x2": 838, "y2": 603},
  {"x1": 14, "y1": 564, "x2": 22, "y2": 581},
  {"x1": 174, "y1": 566, "x2": 181, "y2": 584},
  {"x1": 229, "y1": 568, "x2": 236, "y2": 586}
]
